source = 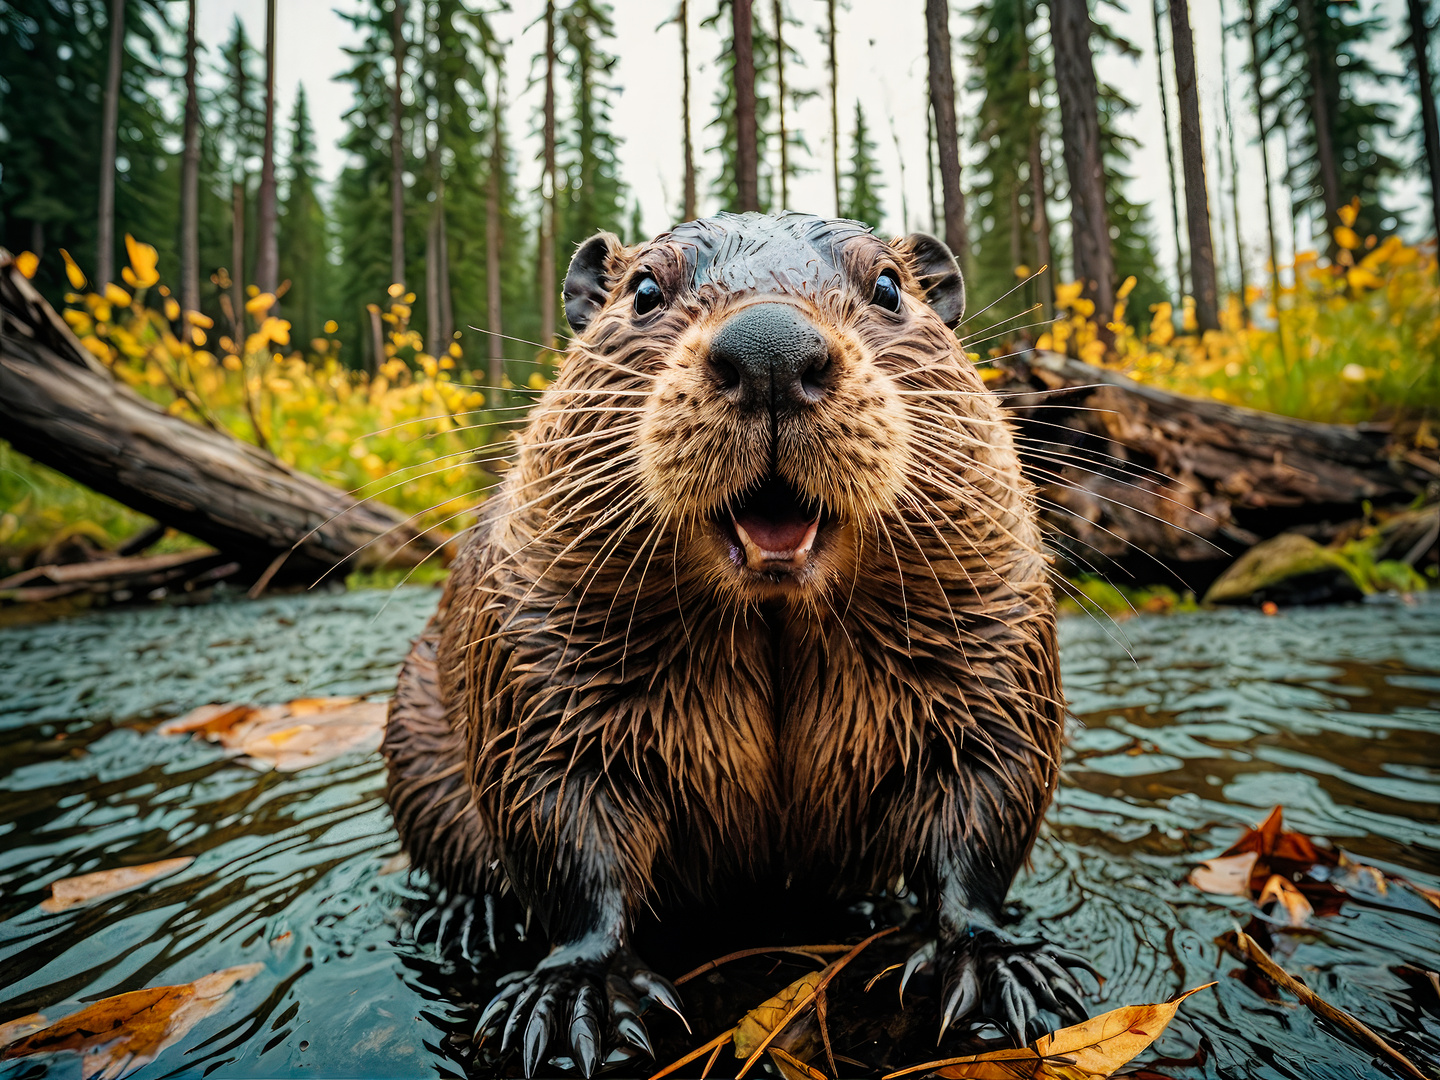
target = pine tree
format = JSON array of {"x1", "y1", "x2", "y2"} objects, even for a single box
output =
[
  {"x1": 180, "y1": 0, "x2": 201, "y2": 317},
  {"x1": 1404, "y1": 0, "x2": 1440, "y2": 237},
  {"x1": 334, "y1": 1, "x2": 406, "y2": 365},
  {"x1": 964, "y1": 0, "x2": 1053, "y2": 313},
  {"x1": 0, "y1": 0, "x2": 174, "y2": 299},
  {"x1": 841, "y1": 102, "x2": 884, "y2": 230},
  {"x1": 1170, "y1": 0, "x2": 1220, "y2": 331},
  {"x1": 705, "y1": 0, "x2": 777, "y2": 212},
  {"x1": 557, "y1": 1, "x2": 628, "y2": 255},
  {"x1": 278, "y1": 86, "x2": 331, "y2": 347},
  {"x1": 255, "y1": 0, "x2": 279, "y2": 295},
  {"x1": 1260, "y1": 0, "x2": 1399, "y2": 244}
]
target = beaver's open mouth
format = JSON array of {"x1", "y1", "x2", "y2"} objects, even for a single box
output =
[{"x1": 717, "y1": 475, "x2": 823, "y2": 574}]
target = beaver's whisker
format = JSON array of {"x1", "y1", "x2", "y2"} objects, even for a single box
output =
[
  {"x1": 890, "y1": 492, "x2": 965, "y2": 640},
  {"x1": 312, "y1": 487, "x2": 486, "y2": 590},
  {"x1": 960, "y1": 267, "x2": 1051, "y2": 328},
  {"x1": 462, "y1": 324, "x2": 569, "y2": 355},
  {"x1": 958, "y1": 303, "x2": 1045, "y2": 345}
]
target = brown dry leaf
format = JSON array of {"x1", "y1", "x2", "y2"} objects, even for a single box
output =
[
  {"x1": 0, "y1": 963, "x2": 263, "y2": 1079},
  {"x1": 1221, "y1": 807, "x2": 1336, "y2": 869},
  {"x1": 1257, "y1": 874, "x2": 1313, "y2": 927},
  {"x1": 1188, "y1": 851, "x2": 1257, "y2": 897},
  {"x1": 733, "y1": 970, "x2": 825, "y2": 1059},
  {"x1": 41, "y1": 858, "x2": 194, "y2": 914},
  {"x1": 769, "y1": 1047, "x2": 828, "y2": 1080},
  {"x1": 161, "y1": 697, "x2": 385, "y2": 772},
  {"x1": 885, "y1": 985, "x2": 1214, "y2": 1080}
]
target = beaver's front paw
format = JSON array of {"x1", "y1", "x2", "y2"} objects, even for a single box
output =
[
  {"x1": 907, "y1": 930, "x2": 1098, "y2": 1046},
  {"x1": 474, "y1": 937, "x2": 684, "y2": 1077}
]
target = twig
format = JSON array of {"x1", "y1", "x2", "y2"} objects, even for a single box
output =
[
  {"x1": 1223, "y1": 929, "x2": 1432, "y2": 1080},
  {"x1": 675, "y1": 944, "x2": 850, "y2": 986},
  {"x1": 735, "y1": 927, "x2": 897, "y2": 1080},
  {"x1": 648, "y1": 1029, "x2": 732, "y2": 1080}
]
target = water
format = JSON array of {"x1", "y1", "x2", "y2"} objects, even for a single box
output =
[{"x1": 0, "y1": 590, "x2": 1437, "y2": 1079}]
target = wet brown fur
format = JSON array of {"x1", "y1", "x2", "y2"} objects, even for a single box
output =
[{"x1": 383, "y1": 211, "x2": 1063, "y2": 964}]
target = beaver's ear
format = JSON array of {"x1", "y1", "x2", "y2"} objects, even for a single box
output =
[
  {"x1": 564, "y1": 232, "x2": 625, "y2": 334},
  {"x1": 896, "y1": 232, "x2": 965, "y2": 329}
]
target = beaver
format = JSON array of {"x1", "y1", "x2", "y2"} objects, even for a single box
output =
[{"x1": 383, "y1": 211, "x2": 1093, "y2": 1076}]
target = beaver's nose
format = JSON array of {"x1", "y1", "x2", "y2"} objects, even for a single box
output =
[{"x1": 708, "y1": 303, "x2": 831, "y2": 408}]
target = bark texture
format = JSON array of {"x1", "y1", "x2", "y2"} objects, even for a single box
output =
[
  {"x1": 390, "y1": 0, "x2": 407, "y2": 287},
  {"x1": 0, "y1": 253, "x2": 442, "y2": 582},
  {"x1": 1169, "y1": 0, "x2": 1220, "y2": 331},
  {"x1": 925, "y1": 0, "x2": 969, "y2": 267},
  {"x1": 681, "y1": 0, "x2": 698, "y2": 221},
  {"x1": 994, "y1": 351, "x2": 1435, "y2": 585},
  {"x1": 734, "y1": 0, "x2": 760, "y2": 211},
  {"x1": 97, "y1": 0, "x2": 125, "y2": 286},
  {"x1": 1408, "y1": 0, "x2": 1440, "y2": 238},
  {"x1": 1050, "y1": 0, "x2": 1115, "y2": 321},
  {"x1": 255, "y1": 0, "x2": 279, "y2": 296},
  {"x1": 180, "y1": 0, "x2": 201, "y2": 318},
  {"x1": 539, "y1": 1, "x2": 558, "y2": 346}
]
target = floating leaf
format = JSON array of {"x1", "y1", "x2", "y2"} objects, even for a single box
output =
[
  {"x1": 1188, "y1": 851, "x2": 1257, "y2": 897},
  {"x1": 733, "y1": 971, "x2": 824, "y2": 1059},
  {"x1": 0, "y1": 1015, "x2": 47, "y2": 1046},
  {"x1": 1257, "y1": 874, "x2": 1313, "y2": 927},
  {"x1": 0, "y1": 964, "x2": 263, "y2": 1079},
  {"x1": 41, "y1": 857, "x2": 194, "y2": 913},
  {"x1": 769, "y1": 1046, "x2": 828, "y2": 1080},
  {"x1": 886, "y1": 985, "x2": 1214, "y2": 1080},
  {"x1": 160, "y1": 697, "x2": 385, "y2": 772}
]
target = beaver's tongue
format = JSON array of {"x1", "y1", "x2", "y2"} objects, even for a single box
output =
[{"x1": 730, "y1": 476, "x2": 820, "y2": 571}]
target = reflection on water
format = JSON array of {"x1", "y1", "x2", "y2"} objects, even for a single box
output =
[{"x1": 0, "y1": 590, "x2": 1437, "y2": 1078}]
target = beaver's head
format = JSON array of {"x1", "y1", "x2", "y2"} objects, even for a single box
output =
[{"x1": 530, "y1": 211, "x2": 1013, "y2": 609}]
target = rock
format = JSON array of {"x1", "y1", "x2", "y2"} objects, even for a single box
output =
[{"x1": 1203, "y1": 533, "x2": 1362, "y2": 606}]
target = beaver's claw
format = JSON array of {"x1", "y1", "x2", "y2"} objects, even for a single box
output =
[
  {"x1": 474, "y1": 942, "x2": 685, "y2": 1077},
  {"x1": 913, "y1": 931, "x2": 1097, "y2": 1047},
  {"x1": 412, "y1": 891, "x2": 497, "y2": 961}
]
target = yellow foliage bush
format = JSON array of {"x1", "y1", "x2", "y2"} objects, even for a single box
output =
[{"x1": 1032, "y1": 218, "x2": 1438, "y2": 426}]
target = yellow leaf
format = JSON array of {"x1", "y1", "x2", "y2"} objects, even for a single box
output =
[
  {"x1": 1014, "y1": 264, "x2": 1032, "y2": 279},
  {"x1": 1116, "y1": 275, "x2": 1137, "y2": 301},
  {"x1": 909, "y1": 984, "x2": 1214, "y2": 1080},
  {"x1": 387, "y1": 282, "x2": 405, "y2": 298},
  {"x1": 124, "y1": 234, "x2": 160, "y2": 288},
  {"x1": 1334, "y1": 226, "x2": 1360, "y2": 251},
  {"x1": 61, "y1": 248, "x2": 87, "y2": 289},
  {"x1": 104, "y1": 283, "x2": 131, "y2": 307},
  {"x1": 15, "y1": 251, "x2": 39, "y2": 279},
  {"x1": 324, "y1": 319, "x2": 339, "y2": 334},
  {"x1": 0, "y1": 964, "x2": 263, "y2": 1078},
  {"x1": 1258, "y1": 873, "x2": 1313, "y2": 926},
  {"x1": 733, "y1": 971, "x2": 825, "y2": 1059},
  {"x1": 1054, "y1": 281, "x2": 1084, "y2": 308},
  {"x1": 41, "y1": 858, "x2": 194, "y2": 914},
  {"x1": 245, "y1": 292, "x2": 275, "y2": 315},
  {"x1": 163, "y1": 297, "x2": 181, "y2": 321},
  {"x1": 1338, "y1": 199, "x2": 1359, "y2": 227}
]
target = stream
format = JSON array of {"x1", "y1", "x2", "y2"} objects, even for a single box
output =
[{"x1": 0, "y1": 589, "x2": 1437, "y2": 1078}]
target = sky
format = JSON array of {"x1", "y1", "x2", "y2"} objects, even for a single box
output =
[{"x1": 195, "y1": 0, "x2": 1427, "y2": 294}]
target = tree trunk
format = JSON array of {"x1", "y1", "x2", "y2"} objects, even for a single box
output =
[
  {"x1": 828, "y1": 0, "x2": 841, "y2": 216},
  {"x1": 1294, "y1": 0, "x2": 1342, "y2": 232},
  {"x1": 1408, "y1": 0, "x2": 1440, "y2": 239},
  {"x1": 734, "y1": 0, "x2": 760, "y2": 212},
  {"x1": 425, "y1": 203, "x2": 440, "y2": 356},
  {"x1": 390, "y1": 0, "x2": 407, "y2": 288},
  {"x1": 1170, "y1": 0, "x2": 1220, "y2": 332},
  {"x1": 486, "y1": 61, "x2": 504, "y2": 386},
  {"x1": 539, "y1": 0, "x2": 557, "y2": 346},
  {"x1": 925, "y1": 0, "x2": 969, "y2": 269},
  {"x1": 681, "y1": 0, "x2": 698, "y2": 221},
  {"x1": 230, "y1": 180, "x2": 246, "y2": 335},
  {"x1": 1050, "y1": 0, "x2": 1115, "y2": 322},
  {"x1": 1245, "y1": 0, "x2": 1284, "y2": 314},
  {"x1": 1151, "y1": 0, "x2": 1187, "y2": 301},
  {"x1": 97, "y1": 0, "x2": 124, "y2": 286},
  {"x1": 255, "y1": 0, "x2": 279, "y2": 296},
  {"x1": 773, "y1": 0, "x2": 788, "y2": 209},
  {"x1": 0, "y1": 254, "x2": 443, "y2": 581},
  {"x1": 926, "y1": 99, "x2": 939, "y2": 234},
  {"x1": 1218, "y1": 0, "x2": 1249, "y2": 320},
  {"x1": 1029, "y1": 134, "x2": 1055, "y2": 316},
  {"x1": 180, "y1": 0, "x2": 201, "y2": 318},
  {"x1": 438, "y1": 198, "x2": 453, "y2": 347}
]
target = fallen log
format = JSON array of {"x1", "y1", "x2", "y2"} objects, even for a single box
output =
[
  {"x1": 0, "y1": 251, "x2": 444, "y2": 585},
  {"x1": 993, "y1": 351, "x2": 1436, "y2": 589}
]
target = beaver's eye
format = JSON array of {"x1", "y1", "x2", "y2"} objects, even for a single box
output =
[
  {"x1": 634, "y1": 276, "x2": 663, "y2": 316},
  {"x1": 872, "y1": 271, "x2": 901, "y2": 312}
]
